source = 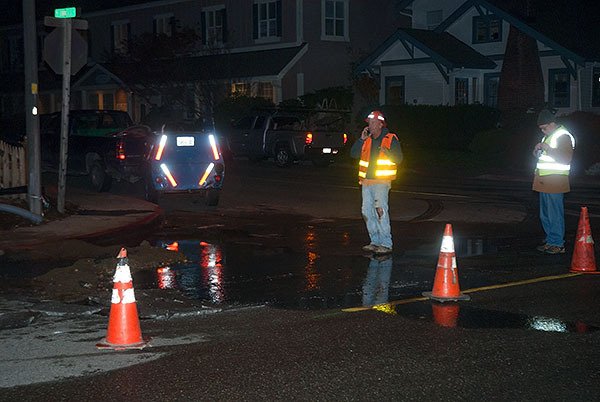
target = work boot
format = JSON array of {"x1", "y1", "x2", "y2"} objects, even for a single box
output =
[
  {"x1": 536, "y1": 243, "x2": 550, "y2": 252},
  {"x1": 362, "y1": 244, "x2": 378, "y2": 252},
  {"x1": 373, "y1": 245, "x2": 392, "y2": 255},
  {"x1": 544, "y1": 245, "x2": 565, "y2": 255}
]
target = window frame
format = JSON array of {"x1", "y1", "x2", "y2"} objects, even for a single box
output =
[
  {"x1": 154, "y1": 13, "x2": 174, "y2": 36},
  {"x1": 253, "y1": 0, "x2": 282, "y2": 42},
  {"x1": 111, "y1": 20, "x2": 130, "y2": 54},
  {"x1": 385, "y1": 76, "x2": 405, "y2": 105},
  {"x1": 548, "y1": 68, "x2": 570, "y2": 108},
  {"x1": 472, "y1": 15, "x2": 502, "y2": 44},
  {"x1": 202, "y1": 5, "x2": 226, "y2": 46},
  {"x1": 592, "y1": 68, "x2": 600, "y2": 107},
  {"x1": 455, "y1": 77, "x2": 469, "y2": 105},
  {"x1": 321, "y1": 0, "x2": 349, "y2": 42}
]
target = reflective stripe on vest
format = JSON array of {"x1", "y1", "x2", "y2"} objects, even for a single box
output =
[
  {"x1": 535, "y1": 127, "x2": 574, "y2": 176},
  {"x1": 358, "y1": 133, "x2": 398, "y2": 181}
]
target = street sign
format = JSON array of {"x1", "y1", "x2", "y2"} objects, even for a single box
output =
[
  {"x1": 54, "y1": 7, "x2": 79, "y2": 18},
  {"x1": 43, "y1": 26, "x2": 88, "y2": 74}
]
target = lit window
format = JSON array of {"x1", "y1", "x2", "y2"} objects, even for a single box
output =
[
  {"x1": 323, "y1": 0, "x2": 348, "y2": 40},
  {"x1": 257, "y1": 82, "x2": 274, "y2": 101},
  {"x1": 472, "y1": 15, "x2": 502, "y2": 43},
  {"x1": 231, "y1": 82, "x2": 250, "y2": 96}
]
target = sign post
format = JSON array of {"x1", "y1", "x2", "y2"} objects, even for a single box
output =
[{"x1": 43, "y1": 11, "x2": 87, "y2": 213}]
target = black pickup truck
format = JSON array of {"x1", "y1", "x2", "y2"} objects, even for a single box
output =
[
  {"x1": 41, "y1": 110, "x2": 154, "y2": 191},
  {"x1": 223, "y1": 110, "x2": 348, "y2": 167}
]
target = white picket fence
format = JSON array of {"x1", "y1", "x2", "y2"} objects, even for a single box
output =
[{"x1": 0, "y1": 140, "x2": 27, "y2": 199}]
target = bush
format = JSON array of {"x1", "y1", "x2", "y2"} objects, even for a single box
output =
[{"x1": 370, "y1": 104, "x2": 500, "y2": 150}]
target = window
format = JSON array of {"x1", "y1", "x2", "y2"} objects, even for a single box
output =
[
  {"x1": 202, "y1": 7, "x2": 226, "y2": 46},
  {"x1": 473, "y1": 15, "x2": 502, "y2": 43},
  {"x1": 257, "y1": 82, "x2": 274, "y2": 101},
  {"x1": 231, "y1": 82, "x2": 250, "y2": 96},
  {"x1": 112, "y1": 21, "x2": 130, "y2": 54},
  {"x1": 385, "y1": 76, "x2": 405, "y2": 105},
  {"x1": 455, "y1": 78, "x2": 469, "y2": 105},
  {"x1": 484, "y1": 73, "x2": 499, "y2": 107},
  {"x1": 472, "y1": 77, "x2": 479, "y2": 103},
  {"x1": 154, "y1": 13, "x2": 174, "y2": 36},
  {"x1": 253, "y1": 1, "x2": 281, "y2": 40},
  {"x1": 592, "y1": 68, "x2": 600, "y2": 107},
  {"x1": 549, "y1": 69, "x2": 570, "y2": 108},
  {"x1": 322, "y1": 0, "x2": 348, "y2": 40},
  {"x1": 88, "y1": 92, "x2": 115, "y2": 110},
  {"x1": 426, "y1": 10, "x2": 443, "y2": 30}
]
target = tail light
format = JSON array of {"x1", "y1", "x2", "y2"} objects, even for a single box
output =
[
  {"x1": 116, "y1": 139, "x2": 126, "y2": 160},
  {"x1": 343, "y1": 133, "x2": 348, "y2": 144},
  {"x1": 305, "y1": 132, "x2": 313, "y2": 145},
  {"x1": 155, "y1": 135, "x2": 167, "y2": 161}
]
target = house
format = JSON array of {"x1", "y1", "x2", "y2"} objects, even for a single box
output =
[
  {"x1": 0, "y1": 0, "x2": 409, "y2": 124},
  {"x1": 355, "y1": 0, "x2": 600, "y2": 115}
]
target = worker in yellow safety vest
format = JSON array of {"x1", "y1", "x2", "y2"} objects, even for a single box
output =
[
  {"x1": 350, "y1": 110, "x2": 403, "y2": 255},
  {"x1": 532, "y1": 109, "x2": 575, "y2": 255}
]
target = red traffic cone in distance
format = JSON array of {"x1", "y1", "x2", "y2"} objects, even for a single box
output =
[
  {"x1": 97, "y1": 248, "x2": 148, "y2": 350},
  {"x1": 423, "y1": 224, "x2": 470, "y2": 302},
  {"x1": 570, "y1": 207, "x2": 597, "y2": 273}
]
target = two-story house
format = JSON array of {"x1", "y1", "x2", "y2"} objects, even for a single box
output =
[
  {"x1": 0, "y1": 0, "x2": 409, "y2": 124},
  {"x1": 355, "y1": 0, "x2": 600, "y2": 114}
]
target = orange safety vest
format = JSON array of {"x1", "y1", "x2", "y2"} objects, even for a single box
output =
[{"x1": 358, "y1": 133, "x2": 398, "y2": 182}]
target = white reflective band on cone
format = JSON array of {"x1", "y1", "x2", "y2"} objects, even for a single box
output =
[
  {"x1": 113, "y1": 265, "x2": 133, "y2": 283},
  {"x1": 111, "y1": 289, "x2": 121, "y2": 304},
  {"x1": 440, "y1": 236, "x2": 455, "y2": 252},
  {"x1": 578, "y1": 235, "x2": 594, "y2": 244},
  {"x1": 452, "y1": 256, "x2": 457, "y2": 269},
  {"x1": 121, "y1": 288, "x2": 137, "y2": 304}
]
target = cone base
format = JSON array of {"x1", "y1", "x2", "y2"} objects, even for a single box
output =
[
  {"x1": 570, "y1": 269, "x2": 600, "y2": 274},
  {"x1": 96, "y1": 336, "x2": 150, "y2": 351},
  {"x1": 422, "y1": 291, "x2": 470, "y2": 302}
]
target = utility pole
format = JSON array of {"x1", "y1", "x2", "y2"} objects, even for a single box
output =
[{"x1": 23, "y1": 0, "x2": 42, "y2": 216}]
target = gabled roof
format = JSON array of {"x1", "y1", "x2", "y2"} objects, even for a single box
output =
[
  {"x1": 104, "y1": 44, "x2": 308, "y2": 84},
  {"x1": 355, "y1": 28, "x2": 495, "y2": 74}
]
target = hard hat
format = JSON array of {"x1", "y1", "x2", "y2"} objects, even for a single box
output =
[{"x1": 365, "y1": 110, "x2": 386, "y2": 126}]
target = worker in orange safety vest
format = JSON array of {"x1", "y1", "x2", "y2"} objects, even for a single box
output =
[{"x1": 350, "y1": 110, "x2": 403, "y2": 255}]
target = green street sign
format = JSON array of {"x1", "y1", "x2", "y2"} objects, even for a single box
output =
[{"x1": 54, "y1": 7, "x2": 78, "y2": 18}]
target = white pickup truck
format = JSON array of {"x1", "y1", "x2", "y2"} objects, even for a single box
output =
[{"x1": 223, "y1": 111, "x2": 348, "y2": 167}]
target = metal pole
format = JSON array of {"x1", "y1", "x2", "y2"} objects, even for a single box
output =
[
  {"x1": 57, "y1": 18, "x2": 72, "y2": 214},
  {"x1": 23, "y1": 0, "x2": 42, "y2": 216}
]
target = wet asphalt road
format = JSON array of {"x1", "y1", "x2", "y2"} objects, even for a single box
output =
[{"x1": 1, "y1": 159, "x2": 600, "y2": 399}]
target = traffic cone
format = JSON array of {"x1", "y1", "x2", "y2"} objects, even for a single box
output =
[
  {"x1": 431, "y1": 302, "x2": 460, "y2": 328},
  {"x1": 570, "y1": 207, "x2": 597, "y2": 273},
  {"x1": 423, "y1": 224, "x2": 470, "y2": 302},
  {"x1": 97, "y1": 248, "x2": 149, "y2": 350}
]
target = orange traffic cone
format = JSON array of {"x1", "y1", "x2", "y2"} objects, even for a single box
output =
[
  {"x1": 423, "y1": 224, "x2": 470, "y2": 302},
  {"x1": 97, "y1": 248, "x2": 149, "y2": 350},
  {"x1": 570, "y1": 207, "x2": 597, "y2": 273},
  {"x1": 431, "y1": 302, "x2": 460, "y2": 328}
]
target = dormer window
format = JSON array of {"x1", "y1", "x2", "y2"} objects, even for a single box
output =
[{"x1": 472, "y1": 15, "x2": 502, "y2": 43}]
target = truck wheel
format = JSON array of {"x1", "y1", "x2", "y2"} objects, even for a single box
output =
[
  {"x1": 274, "y1": 145, "x2": 292, "y2": 167},
  {"x1": 89, "y1": 161, "x2": 111, "y2": 192},
  {"x1": 144, "y1": 175, "x2": 159, "y2": 203},
  {"x1": 205, "y1": 189, "x2": 220, "y2": 206}
]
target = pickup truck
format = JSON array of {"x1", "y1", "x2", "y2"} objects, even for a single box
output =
[
  {"x1": 223, "y1": 111, "x2": 348, "y2": 167},
  {"x1": 40, "y1": 109, "x2": 154, "y2": 191}
]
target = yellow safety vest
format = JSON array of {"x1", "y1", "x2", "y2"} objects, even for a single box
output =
[
  {"x1": 535, "y1": 126, "x2": 575, "y2": 176},
  {"x1": 358, "y1": 133, "x2": 398, "y2": 182}
]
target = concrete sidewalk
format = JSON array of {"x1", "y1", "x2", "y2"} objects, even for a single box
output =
[{"x1": 0, "y1": 188, "x2": 161, "y2": 253}]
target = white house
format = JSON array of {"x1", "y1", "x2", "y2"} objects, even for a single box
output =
[{"x1": 356, "y1": 0, "x2": 600, "y2": 115}]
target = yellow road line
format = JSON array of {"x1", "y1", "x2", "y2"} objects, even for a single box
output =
[{"x1": 342, "y1": 272, "x2": 583, "y2": 313}]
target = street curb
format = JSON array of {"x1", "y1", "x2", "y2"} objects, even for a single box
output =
[{"x1": 1, "y1": 207, "x2": 163, "y2": 252}]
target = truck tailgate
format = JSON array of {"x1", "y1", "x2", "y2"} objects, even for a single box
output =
[{"x1": 310, "y1": 131, "x2": 346, "y2": 148}]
